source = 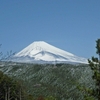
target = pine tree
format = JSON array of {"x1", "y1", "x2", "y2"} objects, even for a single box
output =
[
  {"x1": 96, "y1": 39, "x2": 100, "y2": 60},
  {"x1": 83, "y1": 39, "x2": 100, "y2": 100}
]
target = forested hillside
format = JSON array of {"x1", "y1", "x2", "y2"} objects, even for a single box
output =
[{"x1": 0, "y1": 62, "x2": 94, "y2": 100}]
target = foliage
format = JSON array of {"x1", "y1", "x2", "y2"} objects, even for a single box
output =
[
  {"x1": 96, "y1": 39, "x2": 100, "y2": 57},
  {"x1": 0, "y1": 70, "x2": 28, "y2": 100},
  {"x1": 79, "y1": 39, "x2": 100, "y2": 100},
  {"x1": 0, "y1": 62, "x2": 90, "y2": 100}
]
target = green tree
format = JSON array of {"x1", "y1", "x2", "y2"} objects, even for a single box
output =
[
  {"x1": 81, "y1": 39, "x2": 100, "y2": 100},
  {"x1": 96, "y1": 39, "x2": 100, "y2": 60},
  {"x1": 0, "y1": 70, "x2": 28, "y2": 100}
]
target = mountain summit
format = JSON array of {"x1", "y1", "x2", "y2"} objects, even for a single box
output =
[{"x1": 11, "y1": 41, "x2": 87, "y2": 64}]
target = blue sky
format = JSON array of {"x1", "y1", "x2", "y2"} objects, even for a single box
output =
[{"x1": 0, "y1": 0, "x2": 100, "y2": 58}]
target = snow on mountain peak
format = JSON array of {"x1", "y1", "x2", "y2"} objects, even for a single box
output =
[{"x1": 12, "y1": 41, "x2": 88, "y2": 64}]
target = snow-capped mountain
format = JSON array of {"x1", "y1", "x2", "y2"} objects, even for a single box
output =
[{"x1": 11, "y1": 41, "x2": 88, "y2": 64}]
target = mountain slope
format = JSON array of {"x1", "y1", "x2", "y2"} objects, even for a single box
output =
[
  {"x1": 11, "y1": 41, "x2": 87, "y2": 64},
  {"x1": 0, "y1": 62, "x2": 93, "y2": 100}
]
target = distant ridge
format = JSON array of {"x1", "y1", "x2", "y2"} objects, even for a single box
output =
[{"x1": 10, "y1": 41, "x2": 88, "y2": 64}]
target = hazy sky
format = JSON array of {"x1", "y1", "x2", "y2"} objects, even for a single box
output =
[{"x1": 0, "y1": 0, "x2": 100, "y2": 58}]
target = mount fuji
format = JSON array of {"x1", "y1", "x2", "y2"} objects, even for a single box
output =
[{"x1": 10, "y1": 41, "x2": 88, "y2": 64}]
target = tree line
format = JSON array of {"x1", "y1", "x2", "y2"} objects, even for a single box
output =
[
  {"x1": 0, "y1": 70, "x2": 57, "y2": 100},
  {"x1": 0, "y1": 70, "x2": 29, "y2": 100}
]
